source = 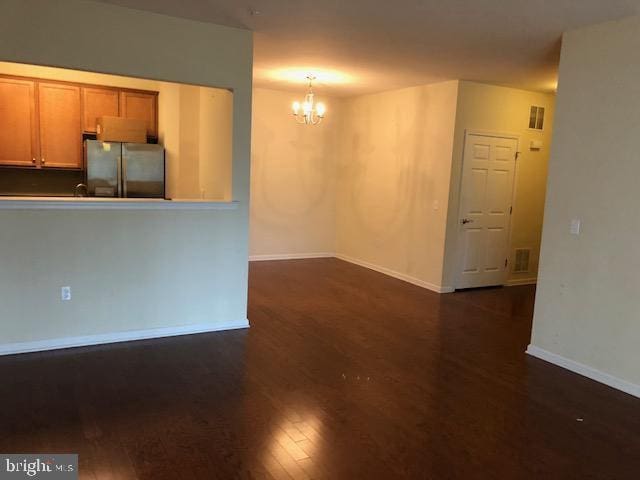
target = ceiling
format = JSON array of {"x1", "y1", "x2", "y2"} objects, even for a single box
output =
[{"x1": 95, "y1": 0, "x2": 640, "y2": 96}]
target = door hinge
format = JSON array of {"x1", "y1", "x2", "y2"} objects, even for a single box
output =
[
  {"x1": 505, "y1": 258, "x2": 508, "y2": 268},
  {"x1": 509, "y1": 206, "x2": 513, "y2": 215},
  {"x1": 515, "y1": 151, "x2": 521, "y2": 160}
]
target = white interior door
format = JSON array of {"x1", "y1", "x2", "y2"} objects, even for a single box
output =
[{"x1": 455, "y1": 133, "x2": 517, "y2": 289}]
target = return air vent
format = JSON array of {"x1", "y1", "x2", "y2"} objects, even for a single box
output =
[
  {"x1": 513, "y1": 249, "x2": 531, "y2": 273},
  {"x1": 529, "y1": 106, "x2": 545, "y2": 130}
]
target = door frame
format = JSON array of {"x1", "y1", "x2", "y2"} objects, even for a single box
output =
[{"x1": 453, "y1": 129, "x2": 521, "y2": 290}]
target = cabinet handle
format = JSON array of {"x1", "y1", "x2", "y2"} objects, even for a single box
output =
[
  {"x1": 32, "y1": 158, "x2": 36, "y2": 164},
  {"x1": 41, "y1": 158, "x2": 45, "y2": 165}
]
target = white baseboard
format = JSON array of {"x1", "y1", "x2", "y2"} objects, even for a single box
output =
[
  {"x1": 335, "y1": 253, "x2": 454, "y2": 294},
  {"x1": 0, "y1": 320, "x2": 250, "y2": 357},
  {"x1": 249, "y1": 252, "x2": 334, "y2": 261},
  {"x1": 506, "y1": 277, "x2": 537, "y2": 286},
  {"x1": 526, "y1": 345, "x2": 640, "y2": 399}
]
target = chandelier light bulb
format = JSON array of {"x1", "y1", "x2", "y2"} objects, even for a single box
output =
[
  {"x1": 316, "y1": 102, "x2": 326, "y2": 117},
  {"x1": 292, "y1": 101, "x2": 300, "y2": 114}
]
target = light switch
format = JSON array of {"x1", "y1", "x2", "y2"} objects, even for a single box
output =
[{"x1": 570, "y1": 219, "x2": 581, "y2": 235}]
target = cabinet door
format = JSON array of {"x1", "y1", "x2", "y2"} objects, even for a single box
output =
[
  {"x1": 0, "y1": 77, "x2": 38, "y2": 167},
  {"x1": 119, "y1": 91, "x2": 157, "y2": 137},
  {"x1": 82, "y1": 87, "x2": 119, "y2": 133},
  {"x1": 38, "y1": 82, "x2": 82, "y2": 169}
]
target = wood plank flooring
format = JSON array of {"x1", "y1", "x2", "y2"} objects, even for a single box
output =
[{"x1": 0, "y1": 258, "x2": 638, "y2": 479}]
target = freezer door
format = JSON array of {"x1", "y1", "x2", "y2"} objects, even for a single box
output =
[
  {"x1": 122, "y1": 143, "x2": 165, "y2": 198},
  {"x1": 86, "y1": 140, "x2": 121, "y2": 197}
]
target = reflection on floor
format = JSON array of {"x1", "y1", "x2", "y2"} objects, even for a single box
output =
[{"x1": 0, "y1": 258, "x2": 638, "y2": 479}]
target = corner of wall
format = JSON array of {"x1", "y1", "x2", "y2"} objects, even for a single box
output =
[{"x1": 440, "y1": 80, "x2": 466, "y2": 289}]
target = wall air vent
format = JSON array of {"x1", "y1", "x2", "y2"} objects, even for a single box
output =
[
  {"x1": 529, "y1": 106, "x2": 545, "y2": 130},
  {"x1": 513, "y1": 249, "x2": 531, "y2": 273}
]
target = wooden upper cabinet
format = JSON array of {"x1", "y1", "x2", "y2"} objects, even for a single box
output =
[
  {"x1": 0, "y1": 73, "x2": 158, "y2": 171},
  {"x1": 119, "y1": 91, "x2": 158, "y2": 137},
  {"x1": 82, "y1": 87, "x2": 119, "y2": 133},
  {"x1": 0, "y1": 78, "x2": 38, "y2": 168},
  {"x1": 38, "y1": 82, "x2": 82, "y2": 169}
]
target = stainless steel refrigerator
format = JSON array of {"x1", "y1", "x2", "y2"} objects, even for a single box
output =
[{"x1": 85, "y1": 140, "x2": 165, "y2": 198}]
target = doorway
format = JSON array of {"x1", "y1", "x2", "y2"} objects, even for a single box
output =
[{"x1": 455, "y1": 132, "x2": 519, "y2": 289}]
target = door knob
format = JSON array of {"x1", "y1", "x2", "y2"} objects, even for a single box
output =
[{"x1": 461, "y1": 218, "x2": 474, "y2": 225}]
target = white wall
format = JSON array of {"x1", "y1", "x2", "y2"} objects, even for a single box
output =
[
  {"x1": 442, "y1": 82, "x2": 556, "y2": 288},
  {"x1": 335, "y1": 81, "x2": 459, "y2": 291},
  {"x1": 0, "y1": 0, "x2": 252, "y2": 349},
  {"x1": 530, "y1": 15, "x2": 640, "y2": 394},
  {"x1": 250, "y1": 88, "x2": 341, "y2": 258}
]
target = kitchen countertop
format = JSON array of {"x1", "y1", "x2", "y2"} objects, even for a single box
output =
[{"x1": 0, "y1": 196, "x2": 240, "y2": 210}]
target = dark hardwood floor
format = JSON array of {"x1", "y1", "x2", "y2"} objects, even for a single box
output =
[{"x1": 1, "y1": 258, "x2": 639, "y2": 479}]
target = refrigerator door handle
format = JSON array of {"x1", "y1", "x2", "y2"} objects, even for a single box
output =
[
  {"x1": 117, "y1": 155, "x2": 123, "y2": 198},
  {"x1": 122, "y1": 155, "x2": 128, "y2": 198}
]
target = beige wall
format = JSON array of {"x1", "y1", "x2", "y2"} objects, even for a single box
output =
[
  {"x1": 168, "y1": 84, "x2": 233, "y2": 201},
  {"x1": 250, "y1": 81, "x2": 554, "y2": 294},
  {"x1": 0, "y1": 0, "x2": 252, "y2": 348},
  {"x1": 442, "y1": 81, "x2": 556, "y2": 288},
  {"x1": 0, "y1": 61, "x2": 233, "y2": 202},
  {"x1": 335, "y1": 81, "x2": 459, "y2": 290},
  {"x1": 0, "y1": 60, "x2": 163, "y2": 90},
  {"x1": 177, "y1": 85, "x2": 201, "y2": 197},
  {"x1": 158, "y1": 82, "x2": 181, "y2": 200},
  {"x1": 200, "y1": 88, "x2": 233, "y2": 201},
  {"x1": 530, "y1": 16, "x2": 640, "y2": 391},
  {"x1": 250, "y1": 88, "x2": 341, "y2": 257},
  {"x1": 0, "y1": 210, "x2": 248, "y2": 343}
]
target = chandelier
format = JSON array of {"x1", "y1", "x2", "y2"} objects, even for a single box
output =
[{"x1": 292, "y1": 75, "x2": 326, "y2": 125}]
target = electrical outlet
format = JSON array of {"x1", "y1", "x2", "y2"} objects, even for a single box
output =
[{"x1": 61, "y1": 286, "x2": 71, "y2": 301}]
